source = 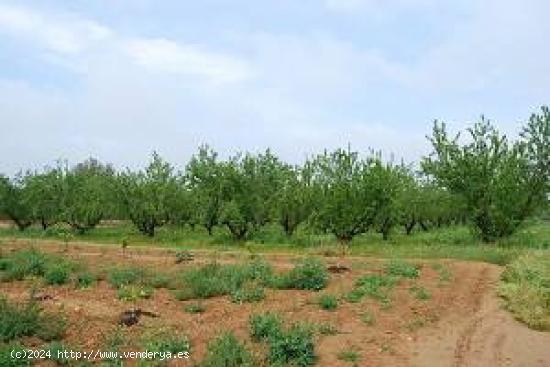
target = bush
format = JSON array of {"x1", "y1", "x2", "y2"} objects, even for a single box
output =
[
  {"x1": 44, "y1": 265, "x2": 70, "y2": 285},
  {"x1": 1, "y1": 249, "x2": 50, "y2": 281},
  {"x1": 498, "y1": 253, "x2": 550, "y2": 330},
  {"x1": 276, "y1": 258, "x2": 328, "y2": 291},
  {"x1": 117, "y1": 285, "x2": 153, "y2": 301},
  {"x1": 140, "y1": 329, "x2": 190, "y2": 365},
  {"x1": 268, "y1": 323, "x2": 316, "y2": 367},
  {"x1": 345, "y1": 274, "x2": 397, "y2": 303},
  {"x1": 384, "y1": 260, "x2": 420, "y2": 278},
  {"x1": 75, "y1": 271, "x2": 95, "y2": 288},
  {"x1": 0, "y1": 344, "x2": 29, "y2": 366},
  {"x1": 107, "y1": 267, "x2": 147, "y2": 289},
  {"x1": 249, "y1": 312, "x2": 282, "y2": 342},
  {"x1": 230, "y1": 284, "x2": 265, "y2": 304},
  {"x1": 0, "y1": 297, "x2": 65, "y2": 342},
  {"x1": 317, "y1": 294, "x2": 338, "y2": 310},
  {"x1": 199, "y1": 332, "x2": 254, "y2": 367}
]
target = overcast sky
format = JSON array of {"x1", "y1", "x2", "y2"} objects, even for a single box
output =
[{"x1": 0, "y1": 0, "x2": 548, "y2": 175}]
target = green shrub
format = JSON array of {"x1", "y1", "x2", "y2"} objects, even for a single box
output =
[
  {"x1": 410, "y1": 285, "x2": 431, "y2": 300},
  {"x1": 149, "y1": 273, "x2": 171, "y2": 289},
  {"x1": 75, "y1": 271, "x2": 95, "y2": 288},
  {"x1": 46, "y1": 342, "x2": 70, "y2": 365},
  {"x1": 345, "y1": 274, "x2": 397, "y2": 303},
  {"x1": 1, "y1": 249, "x2": 57, "y2": 281},
  {"x1": 0, "y1": 297, "x2": 65, "y2": 342},
  {"x1": 337, "y1": 349, "x2": 360, "y2": 364},
  {"x1": 384, "y1": 260, "x2": 420, "y2": 278},
  {"x1": 199, "y1": 332, "x2": 254, "y2": 367},
  {"x1": 140, "y1": 329, "x2": 190, "y2": 365},
  {"x1": 498, "y1": 253, "x2": 550, "y2": 330},
  {"x1": 107, "y1": 267, "x2": 147, "y2": 289},
  {"x1": 0, "y1": 344, "x2": 29, "y2": 366},
  {"x1": 317, "y1": 294, "x2": 338, "y2": 310},
  {"x1": 276, "y1": 258, "x2": 328, "y2": 291},
  {"x1": 44, "y1": 265, "x2": 70, "y2": 285},
  {"x1": 249, "y1": 312, "x2": 282, "y2": 342},
  {"x1": 230, "y1": 284, "x2": 265, "y2": 304},
  {"x1": 117, "y1": 285, "x2": 153, "y2": 301},
  {"x1": 268, "y1": 323, "x2": 316, "y2": 367}
]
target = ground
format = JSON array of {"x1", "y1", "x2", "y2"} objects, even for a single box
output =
[{"x1": 1, "y1": 239, "x2": 548, "y2": 367}]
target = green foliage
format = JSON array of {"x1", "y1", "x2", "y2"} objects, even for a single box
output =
[
  {"x1": 337, "y1": 349, "x2": 360, "y2": 364},
  {"x1": 0, "y1": 297, "x2": 65, "y2": 342},
  {"x1": 317, "y1": 294, "x2": 338, "y2": 310},
  {"x1": 118, "y1": 152, "x2": 179, "y2": 237},
  {"x1": 275, "y1": 258, "x2": 328, "y2": 291},
  {"x1": 384, "y1": 260, "x2": 420, "y2": 278},
  {"x1": 0, "y1": 175, "x2": 33, "y2": 231},
  {"x1": 199, "y1": 332, "x2": 254, "y2": 367},
  {"x1": 267, "y1": 323, "x2": 316, "y2": 367},
  {"x1": 44, "y1": 265, "x2": 70, "y2": 285},
  {"x1": 140, "y1": 329, "x2": 190, "y2": 365},
  {"x1": 409, "y1": 285, "x2": 431, "y2": 300},
  {"x1": 249, "y1": 312, "x2": 283, "y2": 342},
  {"x1": 498, "y1": 253, "x2": 550, "y2": 330},
  {"x1": 107, "y1": 267, "x2": 147, "y2": 289},
  {"x1": 116, "y1": 285, "x2": 153, "y2": 301},
  {"x1": 75, "y1": 271, "x2": 95, "y2": 288},
  {"x1": 345, "y1": 274, "x2": 397, "y2": 303},
  {"x1": 0, "y1": 344, "x2": 29, "y2": 366},
  {"x1": 230, "y1": 283, "x2": 265, "y2": 304},
  {"x1": 423, "y1": 108, "x2": 549, "y2": 241}
]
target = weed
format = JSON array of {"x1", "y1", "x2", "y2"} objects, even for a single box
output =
[
  {"x1": 316, "y1": 322, "x2": 339, "y2": 335},
  {"x1": 337, "y1": 349, "x2": 360, "y2": 365},
  {"x1": 199, "y1": 332, "x2": 254, "y2": 367},
  {"x1": 0, "y1": 296, "x2": 65, "y2": 342},
  {"x1": 431, "y1": 263, "x2": 452, "y2": 283},
  {"x1": 249, "y1": 312, "x2": 282, "y2": 342},
  {"x1": 410, "y1": 285, "x2": 431, "y2": 300},
  {"x1": 0, "y1": 343, "x2": 29, "y2": 366},
  {"x1": 498, "y1": 253, "x2": 550, "y2": 330},
  {"x1": 359, "y1": 310, "x2": 375, "y2": 325},
  {"x1": 116, "y1": 285, "x2": 153, "y2": 301},
  {"x1": 317, "y1": 294, "x2": 338, "y2": 310},
  {"x1": 275, "y1": 258, "x2": 328, "y2": 291},
  {"x1": 44, "y1": 265, "x2": 70, "y2": 285},
  {"x1": 268, "y1": 323, "x2": 316, "y2": 367},
  {"x1": 230, "y1": 284, "x2": 265, "y2": 304},
  {"x1": 345, "y1": 274, "x2": 397, "y2": 304},
  {"x1": 74, "y1": 271, "x2": 95, "y2": 289},
  {"x1": 140, "y1": 328, "x2": 190, "y2": 365},
  {"x1": 384, "y1": 260, "x2": 420, "y2": 278},
  {"x1": 107, "y1": 267, "x2": 147, "y2": 289}
]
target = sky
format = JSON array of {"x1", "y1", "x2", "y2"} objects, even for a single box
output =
[{"x1": 0, "y1": 0, "x2": 548, "y2": 174}]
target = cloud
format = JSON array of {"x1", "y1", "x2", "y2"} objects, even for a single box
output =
[
  {"x1": 125, "y1": 38, "x2": 253, "y2": 83},
  {"x1": 0, "y1": 4, "x2": 111, "y2": 54}
]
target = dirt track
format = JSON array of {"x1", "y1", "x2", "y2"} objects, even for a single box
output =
[{"x1": 412, "y1": 264, "x2": 550, "y2": 367}]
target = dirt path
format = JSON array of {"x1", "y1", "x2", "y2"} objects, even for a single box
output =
[{"x1": 412, "y1": 264, "x2": 550, "y2": 367}]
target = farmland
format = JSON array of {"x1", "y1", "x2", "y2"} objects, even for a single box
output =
[{"x1": 0, "y1": 109, "x2": 548, "y2": 366}]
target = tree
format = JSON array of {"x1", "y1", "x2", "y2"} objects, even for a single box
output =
[
  {"x1": 119, "y1": 152, "x2": 178, "y2": 236},
  {"x1": 185, "y1": 146, "x2": 224, "y2": 235},
  {"x1": 219, "y1": 150, "x2": 287, "y2": 240},
  {"x1": 274, "y1": 164, "x2": 314, "y2": 236},
  {"x1": 422, "y1": 108, "x2": 549, "y2": 242},
  {"x1": 0, "y1": 174, "x2": 33, "y2": 231},
  {"x1": 23, "y1": 167, "x2": 63, "y2": 230},
  {"x1": 310, "y1": 148, "x2": 391, "y2": 243},
  {"x1": 61, "y1": 159, "x2": 114, "y2": 234}
]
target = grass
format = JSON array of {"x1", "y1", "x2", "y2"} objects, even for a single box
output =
[
  {"x1": 498, "y1": 252, "x2": 550, "y2": 330},
  {"x1": 2, "y1": 221, "x2": 547, "y2": 265},
  {"x1": 0, "y1": 296, "x2": 65, "y2": 342},
  {"x1": 274, "y1": 258, "x2": 328, "y2": 291},
  {"x1": 409, "y1": 285, "x2": 431, "y2": 300},
  {"x1": 199, "y1": 332, "x2": 254, "y2": 367},
  {"x1": 249, "y1": 312, "x2": 283, "y2": 342},
  {"x1": 0, "y1": 248, "x2": 77, "y2": 284},
  {"x1": 337, "y1": 349, "x2": 361, "y2": 365},
  {"x1": 359, "y1": 310, "x2": 375, "y2": 325},
  {"x1": 384, "y1": 260, "x2": 420, "y2": 278},
  {"x1": 139, "y1": 328, "x2": 190, "y2": 365},
  {"x1": 316, "y1": 322, "x2": 339, "y2": 335},
  {"x1": 317, "y1": 294, "x2": 338, "y2": 310},
  {"x1": 431, "y1": 263, "x2": 452, "y2": 283},
  {"x1": 345, "y1": 274, "x2": 398, "y2": 304}
]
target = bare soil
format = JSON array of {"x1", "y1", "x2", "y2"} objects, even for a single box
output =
[{"x1": 0, "y1": 240, "x2": 548, "y2": 366}]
